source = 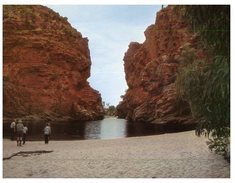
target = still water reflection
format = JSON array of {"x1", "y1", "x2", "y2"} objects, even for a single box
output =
[
  {"x1": 85, "y1": 118, "x2": 126, "y2": 139},
  {"x1": 3, "y1": 117, "x2": 164, "y2": 141}
]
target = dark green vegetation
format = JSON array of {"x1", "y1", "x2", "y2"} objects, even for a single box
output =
[
  {"x1": 175, "y1": 5, "x2": 230, "y2": 159},
  {"x1": 102, "y1": 102, "x2": 116, "y2": 116}
]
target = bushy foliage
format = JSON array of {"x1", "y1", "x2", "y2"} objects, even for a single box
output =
[
  {"x1": 176, "y1": 46, "x2": 209, "y2": 119},
  {"x1": 3, "y1": 75, "x2": 10, "y2": 82},
  {"x1": 175, "y1": 5, "x2": 230, "y2": 159}
]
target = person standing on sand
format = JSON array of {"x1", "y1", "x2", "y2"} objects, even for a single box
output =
[
  {"x1": 22, "y1": 125, "x2": 28, "y2": 145},
  {"x1": 44, "y1": 123, "x2": 51, "y2": 144},
  {"x1": 10, "y1": 119, "x2": 16, "y2": 140},
  {"x1": 16, "y1": 119, "x2": 24, "y2": 146}
]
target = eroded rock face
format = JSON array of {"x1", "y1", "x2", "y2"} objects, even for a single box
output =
[
  {"x1": 117, "y1": 6, "x2": 200, "y2": 128},
  {"x1": 3, "y1": 5, "x2": 104, "y2": 122}
]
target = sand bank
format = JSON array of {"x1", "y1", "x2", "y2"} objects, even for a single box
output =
[{"x1": 3, "y1": 130, "x2": 230, "y2": 178}]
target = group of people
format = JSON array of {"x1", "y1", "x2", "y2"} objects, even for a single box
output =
[
  {"x1": 10, "y1": 119, "x2": 52, "y2": 146},
  {"x1": 10, "y1": 119, "x2": 28, "y2": 146}
]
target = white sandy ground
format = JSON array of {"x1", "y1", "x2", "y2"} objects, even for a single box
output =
[{"x1": 3, "y1": 130, "x2": 230, "y2": 178}]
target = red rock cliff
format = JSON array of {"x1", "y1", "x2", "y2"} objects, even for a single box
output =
[
  {"x1": 117, "y1": 6, "x2": 201, "y2": 128},
  {"x1": 3, "y1": 5, "x2": 104, "y2": 122}
]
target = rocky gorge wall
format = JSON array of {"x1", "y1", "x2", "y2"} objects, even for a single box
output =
[
  {"x1": 117, "y1": 6, "x2": 203, "y2": 129},
  {"x1": 3, "y1": 5, "x2": 104, "y2": 122}
]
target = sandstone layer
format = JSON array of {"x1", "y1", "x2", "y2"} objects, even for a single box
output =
[
  {"x1": 3, "y1": 5, "x2": 104, "y2": 122},
  {"x1": 117, "y1": 6, "x2": 202, "y2": 129}
]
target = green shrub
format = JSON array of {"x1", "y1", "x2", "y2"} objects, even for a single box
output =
[
  {"x1": 176, "y1": 5, "x2": 230, "y2": 159},
  {"x1": 3, "y1": 75, "x2": 10, "y2": 82}
]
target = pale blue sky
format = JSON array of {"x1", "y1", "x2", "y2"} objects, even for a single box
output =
[{"x1": 47, "y1": 5, "x2": 161, "y2": 106}]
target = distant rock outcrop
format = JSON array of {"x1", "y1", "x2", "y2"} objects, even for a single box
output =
[
  {"x1": 117, "y1": 6, "x2": 202, "y2": 129},
  {"x1": 3, "y1": 5, "x2": 104, "y2": 122}
]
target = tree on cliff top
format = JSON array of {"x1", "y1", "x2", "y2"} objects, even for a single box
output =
[{"x1": 176, "y1": 5, "x2": 230, "y2": 159}]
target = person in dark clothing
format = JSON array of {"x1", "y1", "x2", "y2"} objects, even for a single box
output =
[{"x1": 43, "y1": 123, "x2": 51, "y2": 144}]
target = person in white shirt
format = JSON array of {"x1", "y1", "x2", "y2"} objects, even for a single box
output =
[
  {"x1": 22, "y1": 126, "x2": 28, "y2": 145},
  {"x1": 43, "y1": 123, "x2": 51, "y2": 144},
  {"x1": 16, "y1": 119, "x2": 24, "y2": 146},
  {"x1": 10, "y1": 119, "x2": 16, "y2": 140}
]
